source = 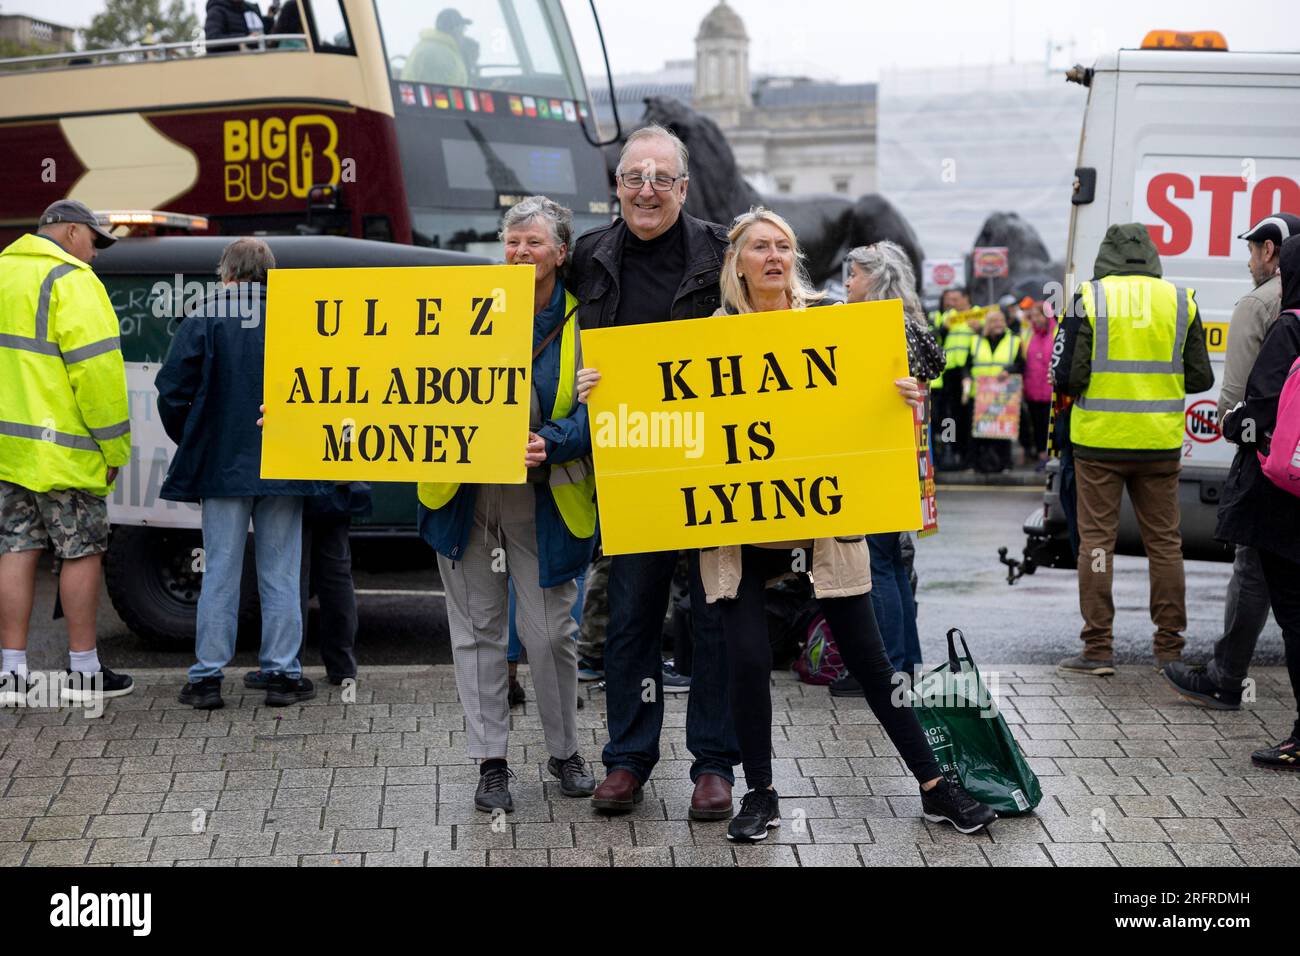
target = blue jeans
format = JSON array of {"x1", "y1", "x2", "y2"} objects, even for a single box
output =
[
  {"x1": 508, "y1": 571, "x2": 586, "y2": 662},
  {"x1": 190, "y1": 495, "x2": 304, "y2": 682},
  {"x1": 867, "y1": 532, "x2": 923, "y2": 677},
  {"x1": 601, "y1": 550, "x2": 739, "y2": 784}
]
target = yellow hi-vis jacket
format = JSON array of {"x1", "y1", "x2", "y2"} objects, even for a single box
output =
[
  {"x1": 970, "y1": 332, "x2": 1022, "y2": 377},
  {"x1": 0, "y1": 234, "x2": 129, "y2": 496},
  {"x1": 1072, "y1": 275, "x2": 1196, "y2": 453},
  {"x1": 942, "y1": 321, "x2": 976, "y2": 372},
  {"x1": 416, "y1": 290, "x2": 597, "y2": 539}
]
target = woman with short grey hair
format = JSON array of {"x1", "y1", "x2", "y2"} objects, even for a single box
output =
[
  {"x1": 499, "y1": 196, "x2": 573, "y2": 277},
  {"x1": 418, "y1": 195, "x2": 597, "y2": 815},
  {"x1": 844, "y1": 241, "x2": 946, "y2": 379},
  {"x1": 839, "y1": 240, "x2": 947, "y2": 694}
]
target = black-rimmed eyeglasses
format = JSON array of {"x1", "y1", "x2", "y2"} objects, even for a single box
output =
[{"x1": 617, "y1": 172, "x2": 685, "y2": 192}]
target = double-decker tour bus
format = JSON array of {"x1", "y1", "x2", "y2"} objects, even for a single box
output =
[
  {"x1": 0, "y1": 0, "x2": 613, "y2": 249},
  {"x1": 0, "y1": 0, "x2": 618, "y2": 645}
]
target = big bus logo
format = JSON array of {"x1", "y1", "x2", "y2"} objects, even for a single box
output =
[{"x1": 222, "y1": 114, "x2": 341, "y2": 202}]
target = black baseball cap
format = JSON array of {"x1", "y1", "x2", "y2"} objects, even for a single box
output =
[
  {"x1": 38, "y1": 199, "x2": 117, "y2": 249},
  {"x1": 1238, "y1": 212, "x2": 1300, "y2": 247},
  {"x1": 436, "y1": 8, "x2": 472, "y2": 31}
]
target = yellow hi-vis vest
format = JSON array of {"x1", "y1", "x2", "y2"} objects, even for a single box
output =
[
  {"x1": 943, "y1": 323, "x2": 975, "y2": 372},
  {"x1": 970, "y1": 332, "x2": 1021, "y2": 378},
  {"x1": 416, "y1": 290, "x2": 597, "y2": 539},
  {"x1": 0, "y1": 234, "x2": 129, "y2": 496},
  {"x1": 1072, "y1": 275, "x2": 1196, "y2": 452}
]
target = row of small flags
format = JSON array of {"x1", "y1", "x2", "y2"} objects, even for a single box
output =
[{"x1": 397, "y1": 84, "x2": 587, "y2": 123}]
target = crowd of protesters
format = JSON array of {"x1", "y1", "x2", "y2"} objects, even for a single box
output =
[
  {"x1": 926, "y1": 285, "x2": 1060, "y2": 474},
  {"x1": 3, "y1": 124, "x2": 1298, "y2": 849}
]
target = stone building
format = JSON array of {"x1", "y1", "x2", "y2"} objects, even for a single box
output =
[
  {"x1": 591, "y1": 0, "x2": 876, "y2": 197},
  {"x1": 0, "y1": 14, "x2": 78, "y2": 52}
]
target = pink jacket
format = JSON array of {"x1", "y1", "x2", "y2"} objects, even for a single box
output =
[{"x1": 1023, "y1": 320, "x2": 1057, "y2": 403}]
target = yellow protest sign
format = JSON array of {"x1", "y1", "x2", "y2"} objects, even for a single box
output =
[
  {"x1": 261, "y1": 264, "x2": 534, "y2": 483},
  {"x1": 582, "y1": 301, "x2": 920, "y2": 555},
  {"x1": 947, "y1": 306, "x2": 987, "y2": 329}
]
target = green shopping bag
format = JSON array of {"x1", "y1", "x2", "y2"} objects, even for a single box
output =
[{"x1": 909, "y1": 628, "x2": 1042, "y2": 815}]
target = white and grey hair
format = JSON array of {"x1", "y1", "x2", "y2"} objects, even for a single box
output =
[
  {"x1": 846, "y1": 241, "x2": 926, "y2": 330},
  {"x1": 217, "y1": 237, "x2": 275, "y2": 282},
  {"x1": 499, "y1": 195, "x2": 573, "y2": 250},
  {"x1": 616, "y1": 124, "x2": 689, "y2": 179}
]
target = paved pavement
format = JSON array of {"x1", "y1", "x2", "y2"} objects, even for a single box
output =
[
  {"x1": 2, "y1": 664, "x2": 1297, "y2": 867},
  {"x1": 20, "y1": 488, "x2": 1283, "y2": 671}
]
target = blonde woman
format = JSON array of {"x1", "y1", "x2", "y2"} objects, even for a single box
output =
[{"x1": 583, "y1": 208, "x2": 997, "y2": 841}]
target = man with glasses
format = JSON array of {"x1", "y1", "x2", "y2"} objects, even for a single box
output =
[{"x1": 569, "y1": 124, "x2": 741, "y2": 820}]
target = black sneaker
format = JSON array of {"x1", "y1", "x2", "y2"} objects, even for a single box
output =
[
  {"x1": 921, "y1": 776, "x2": 997, "y2": 834},
  {"x1": 727, "y1": 788, "x2": 780, "y2": 842},
  {"x1": 327, "y1": 674, "x2": 355, "y2": 687},
  {"x1": 243, "y1": 669, "x2": 271, "y2": 690},
  {"x1": 577, "y1": 656, "x2": 604, "y2": 681},
  {"x1": 508, "y1": 678, "x2": 526, "y2": 707},
  {"x1": 178, "y1": 676, "x2": 224, "y2": 710},
  {"x1": 661, "y1": 661, "x2": 691, "y2": 694},
  {"x1": 264, "y1": 673, "x2": 316, "y2": 707},
  {"x1": 1162, "y1": 662, "x2": 1242, "y2": 711},
  {"x1": 1251, "y1": 736, "x2": 1300, "y2": 771},
  {"x1": 475, "y1": 764, "x2": 516, "y2": 813},
  {"x1": 548, "y1": 752, "x2": 596, "y2": 797},
  {"x1": 0, "y1": 672, "x2": 28, "y2": 708},
  {"x1": 62, "y1": 667, "x2": 134, "y2": 704},
  {"x1": 829, "y1": 672, "x2": 864, "y2": 697}
]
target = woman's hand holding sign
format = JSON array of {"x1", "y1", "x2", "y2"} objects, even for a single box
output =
[
  {"x1": 577, "y1": 368, "x2": 601, "y2": 404},
  {"x1": 525, "y1": 432, "x2": 547, "y2": 468},
  {"x1": 893, "y1": 376, "x2": 922, "y2": 409}
]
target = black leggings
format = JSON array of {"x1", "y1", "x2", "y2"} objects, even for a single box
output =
[
  {"x1": 1258, "y1": 548, "x2": 1300, "y2": 740},
  {"x1": 718, "y1": 545, "x2": 943, "y2": 790}
]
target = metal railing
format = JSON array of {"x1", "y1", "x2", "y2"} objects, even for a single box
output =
[{"x1": 0, "y1": 33, "x2": 310, "y2": 71}]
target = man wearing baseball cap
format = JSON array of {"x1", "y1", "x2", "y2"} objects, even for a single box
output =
[
  {"x1": 1164, "y1": 210, "x2": 1300, "y2": 710},
  {"x1": 0, "y1": 199, "x2": 133, "y2": 708},
  {"x1": 401, "y1": 7, "x2": 473, "y2": 86}
]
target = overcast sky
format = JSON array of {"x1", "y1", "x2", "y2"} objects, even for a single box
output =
[{"x1": 9, "y1": 0, "x2": 1297, "y2": 83}]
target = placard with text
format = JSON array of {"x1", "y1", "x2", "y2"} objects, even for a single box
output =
[
  {"x1": 261, "y1": 264, "x2": 534, "y2": 482},
  {"x1": 973, "y1": 375, "x2": 1023, "y2": 441},
  {"x1": 582, "y1": 301, "x2": 920, "y2": 555}
]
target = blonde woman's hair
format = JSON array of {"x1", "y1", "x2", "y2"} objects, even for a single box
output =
[{"x1": 719, "y1": 207, "x2": 826, "y2": 314}]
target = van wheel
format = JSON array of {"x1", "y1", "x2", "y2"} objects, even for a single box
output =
[{"x1": 106, "y1": 526, "x2": 262, "y2": 650}]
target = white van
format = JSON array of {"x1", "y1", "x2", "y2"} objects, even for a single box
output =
[{"x1": 1063, "y1": 38, "x2": 1300, "y2": 559}]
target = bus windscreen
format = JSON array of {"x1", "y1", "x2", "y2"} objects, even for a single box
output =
[{"x1": 375, "y1": 0, "x2": 581, "y2": 101}]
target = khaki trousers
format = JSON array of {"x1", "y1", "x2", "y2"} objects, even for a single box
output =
[
  {"x1": 438, "y1": 483, "x2": 580, "y2": 761},
  {"x1": 1075, "y1": 457, "x2": 1186, "y2": 661}
]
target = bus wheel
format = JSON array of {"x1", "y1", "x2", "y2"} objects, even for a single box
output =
[{"x1": 106, "y1": 527, "x2": 263, "y2": 650}]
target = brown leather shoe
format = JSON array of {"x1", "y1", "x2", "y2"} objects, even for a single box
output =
[
  {"x1": 689, "y1": 773, "x2": 734, "y2": 821},
  {"x1": 591, "y1": 769, "x2": 643, "y2": 812}
]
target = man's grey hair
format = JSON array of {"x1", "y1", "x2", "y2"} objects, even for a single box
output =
[
  {"x1": 499, "y1": 195, "x2": 573, "y2": 250},
  {"x1": 218, "y1": 237, "x2": 275, "y2": 282},
  {"x1": 846, "y1": 240, "x2": 926, "y2": 330},
  {"x1": 616, "y1": 124, "x2": 689, "y2": 179}
]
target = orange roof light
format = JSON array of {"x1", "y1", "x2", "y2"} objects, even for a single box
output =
[
  {"x1": 1141, "y1": 30, "x2": 1228, "y2": 51},
  {"x1": 96, "y1": 209, "x2": 209, "y2": 231}
]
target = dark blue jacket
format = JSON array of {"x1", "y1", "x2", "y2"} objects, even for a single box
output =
[
  {"x1": 417, "y1": 281, "x2": 594, "y2": 587},
  {"x1": 156, "y1": 285, "x2": 331, "y2": 503}
]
